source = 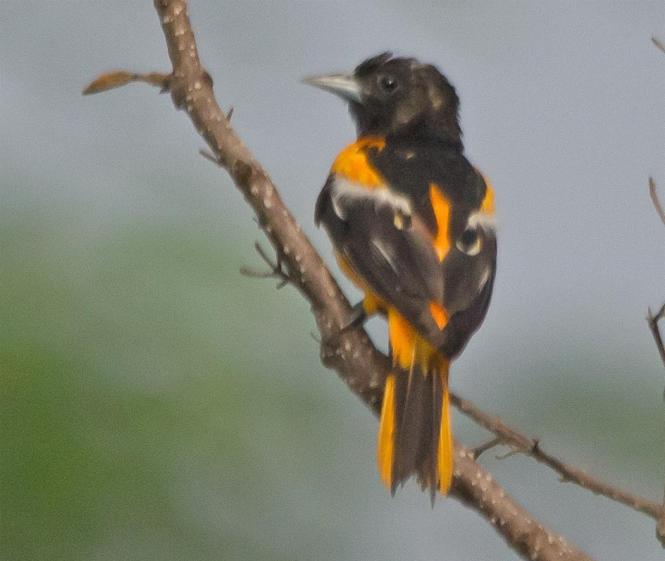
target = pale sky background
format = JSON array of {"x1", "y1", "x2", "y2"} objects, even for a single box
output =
[{"x1": 1, "y1": 2, "x2": 664, "y2": 561}]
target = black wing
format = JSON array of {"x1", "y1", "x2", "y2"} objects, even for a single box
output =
[{"x1": 316, "y1": 146, "x2": 496, "y2": 358}]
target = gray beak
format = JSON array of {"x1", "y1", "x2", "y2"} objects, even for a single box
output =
[{"x1": 303, "y1": 73, "x2": 363, "y2": 103}]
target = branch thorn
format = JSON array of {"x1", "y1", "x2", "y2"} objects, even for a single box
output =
[
  {"x1": 199, "y1": 148, "x2": 221, "y2": 165},
  {"x1": 240, "y1": 242, "x2": 293, "y2": 289}
]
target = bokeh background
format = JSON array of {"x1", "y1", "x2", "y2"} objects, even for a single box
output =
[{"x1": 2, "y1": 1, "x2": 664, "y2": 560}]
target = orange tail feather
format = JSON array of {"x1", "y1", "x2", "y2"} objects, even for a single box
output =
[{"x1": 376, "y1": 308, "x2": 454, "y2": 496}]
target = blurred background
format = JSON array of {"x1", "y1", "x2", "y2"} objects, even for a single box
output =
[{"x1": 1, "y1": 1, "x2": 664, "y2": 560}]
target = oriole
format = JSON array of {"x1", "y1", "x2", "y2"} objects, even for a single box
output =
[{"x1": 305, "y1": 53, "x2": 496, "y2": 497}]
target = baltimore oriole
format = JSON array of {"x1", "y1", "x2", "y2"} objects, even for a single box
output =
[{"x1": 305, "y1": 53, "x2": 496, "y2": 497}]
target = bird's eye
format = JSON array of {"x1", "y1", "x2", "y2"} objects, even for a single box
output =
[
  {"x1": 378, "y1": 74, "x2": 398, "y2": 94},
  {"x1": 456, "y1": 227, "x2": 481, "y2": 256}
]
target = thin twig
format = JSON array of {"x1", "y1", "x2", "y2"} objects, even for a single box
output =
[
  {"x1": 199, "y1": 148, "x2": 220, "y2": 165},
  {"x1": 240, "y1": 242, "x2": 292, "y2": 289},
  {"x1": 647, "y1": 304, "x2": 665, "y2": 369},
  {"x1": 470, "y1": 437, "x2": 502, "y2": 460},
  {"x1": 646, "y1": 179, "x2": 665, "y2": 547},
  {"x1": 652, "y1": 36, "x2": 665, "y2": 55},
  {"x1": 451, "y1": 393, "x2": 662, "y2": 519},
  {"x1": 649, "y1": 177, "x2": 665, "y2": 226},
  {"x1": 658, "y1": 488, "x2": 665, "y2": 547}
]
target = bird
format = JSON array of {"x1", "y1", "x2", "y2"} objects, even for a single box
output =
[{"x1": 305, "y1": 53, "x2": 496, "y2": 498}]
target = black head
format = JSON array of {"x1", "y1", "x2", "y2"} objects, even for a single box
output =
[{"x1": 305, "y1": 52, "x2": 462, "y2": 144}]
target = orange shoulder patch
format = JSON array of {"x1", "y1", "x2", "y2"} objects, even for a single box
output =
[{"x1": 331, "y1": 136, "x2": 386, "y2": 188}]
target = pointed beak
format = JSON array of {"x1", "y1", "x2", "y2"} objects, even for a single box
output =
[{"x1": 302, "y1": 73, "x2": 363, "y2": 103}]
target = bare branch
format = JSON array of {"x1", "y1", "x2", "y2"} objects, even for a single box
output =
[
  {"x1": 652, "y1": 36, "x2": 665, "y2": 55},
  {"x1": 648, "y1": 308, "x2": 665, "y2": 547},
  {"x1": 240, "y1": 242, "x2": 292, "y2": 289},
  {"x1": 658, "y1": 487, "x2": 665, "y2": 547},
  {"x1": 453, "y1": 446, "x2": 590, "y2": 561},
  {"x1": 470, "y1": 437, "x2": 502, "y2": 460},
  {"x1": 647, "y1": 176, "x2": 665, "y2": 544},
  {"x1": 649, "y1": 177, "x2": 665, "y2": 226},
  {"x1": 451, "y1": 393, "x2": 662, "y2": 519},
  {"x1": 199, "y1": 148, "x2": 220, "y2": 165},
  {"x1": 647, "y1": 303, "x2": 665, "y2": 370}
]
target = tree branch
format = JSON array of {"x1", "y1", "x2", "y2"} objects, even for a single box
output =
[
  {"x1": 649, "y1": 177, "x2": 665, "y2": 227},
  {"x1": 647, "y1": 176, "x2": 665, "y2": 545},
  {"x1": 652, "y1": 36, "x2": 665, "y2": 55},
  {"x1": 451, "y1": 393, "x2": 662, "y2": 519},
  {"x1": 648, "y1": 303, "x2": 665, "y2": 371}
]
